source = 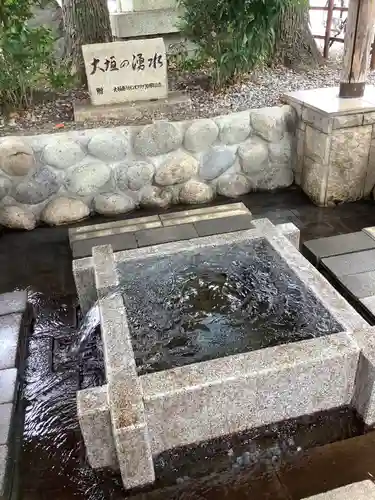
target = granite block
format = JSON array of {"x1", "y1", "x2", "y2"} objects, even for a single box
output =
[
  {"x1": 352, "y1": 328, "x2": 375, "y2": 425},
  {"x1": 77, "y1": 386, "x2": 118, "y2": 469},
  {"x1": 114, "y1": 423, "x2": 155, "y2": 490},
  {"x1": 72, "y1": 257, "x2": 96, "y2": 316},
  {"x1": 303, "y1": 232, "x2": 375, "y2": 265},
  {"x1": 322, "y1": 249, "x2": 375, "y2": 277},
  {"x1": 0, "y1": 314, "x2": 22, "y2": 370},
  {"x1": 276, "y1": 222, "x2": 300, "y2": 249},
  {"x1": 0, "y1": 369, "x2": 17, "y2": 405},
  {"x1": 92, "y1": 245, "x2": 118, "y2": 294},
  {"x1": 135, "y1": 224, "x2": 198, "y2": 247},
  {"x1": 141, "y1": 333, "x2": 358, "y2": 454},
  {"x1": 194, "y1": 214, "x2": 253, "y2": 237},
  {"x1": 0, "y1": 291, "x2": 27, "y2": 317},
  {"x1": 98, "y1": 294, "x2": 136, "y2": 376},
  {"x1": 107, "y1": 366, "x2": 144, "y2": 430},
  {"x1": 0, "y1": 405, "x2": 12, "y2": 446}
]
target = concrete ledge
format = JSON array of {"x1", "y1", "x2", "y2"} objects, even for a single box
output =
[
  {"x1": 303, "y1": 480, "x2": 375, "y2": 499},
  {"x1": 74, "y1": 91, "x2": 191, "y2": 123}
]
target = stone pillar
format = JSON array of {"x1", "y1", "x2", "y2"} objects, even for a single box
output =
[
  {"x1": 284, "y1": 87, "x2": 375, "y2": 206},
  {"x1": 91, "y1": 245, "x2": 155, "y2": 490}
]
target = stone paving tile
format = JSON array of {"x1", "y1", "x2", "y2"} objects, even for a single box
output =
[
  {"x1": 0, "y1": 313, "x2": 22, "y2": 370},
  {"x1": 339, "y1": 271, "x2": 375, "y2": 299},
  {"x1": 0, "y1": 368, "x2": 17, "y2": 405},
  {"x1": 71, "y1": 232, "x2": 137, "y2": 259},
  {"x1": 161, "y1": 209, "x2": 251, "y2": 227},
  {"x1": 135, "y1": 224, "x2": 199, "y2": 247},
  {"x1": 194, "y1": 214, "x2": 254, "y2": 237},
  {"x1": 69, "y1": 214, "x2": 161, "y2": 238},
  {"x1": 0, "y1": 404, "x2": 12, "y2": 445},
  {"x1": 360, "y1": 296, "x2": 375, "y2": 317},
  {"x1": 321, "y1": 249, "x2": 375, "y2": 277},
  {"x1": 0, "y1": 291, "x2": 27, "y2": 317},
  {"x1": 160, "y1": 203, "x2": 250, "y2": 227},
  {"x1": 303, "y1": 232, "x2": 375, "y2": 265},
  {"x1": 276, "y1": 432, "x2": 375, "y2": 500},
  {"x1": 71, "y1": 220, "x2": 162, "y2": 242}
]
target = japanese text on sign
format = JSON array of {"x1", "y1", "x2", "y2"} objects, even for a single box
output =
[{"x1": 90, "y1": 53, "x2": 164, "y2": 75}]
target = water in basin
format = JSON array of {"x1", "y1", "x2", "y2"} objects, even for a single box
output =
[{"x1": 117, "y1": 238, "x2": 343, "y2": 375}]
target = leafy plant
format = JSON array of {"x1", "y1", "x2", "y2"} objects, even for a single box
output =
[
  {"x1": 178, "y1": 0, "x2": 298, "y2": 88},
  {"x1": 0, "y1": 0, "x2": 71, "y2": 110}
]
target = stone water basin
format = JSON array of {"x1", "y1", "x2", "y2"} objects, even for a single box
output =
[{"x1": 74, "y1": 218, "x2": 373, "y2": 492}]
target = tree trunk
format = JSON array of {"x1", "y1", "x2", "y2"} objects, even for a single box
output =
[
  {"x1": 62, "y1": 0, "x2": 112, "y2": 84},
  {"x1": 274, "y1": 3, "x2": 323, "y2": 68}
]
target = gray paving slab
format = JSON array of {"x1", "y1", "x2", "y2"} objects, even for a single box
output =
[
  {"x1": 0, "y1": 314, "x2": 22, "y2": 370},
  {"x1": 0, "y1": 369, "x2": 17, "y2": 405},
  {"x1": 360, "y1": 296, "x2": 375, "y2": 316},
  {"x1": 0, "y1": 291, "x2": 27, "y2": 317},
  {"x1": 135, "y1": 224, "x2": 199, "y2": 247},
  {"x1": 194, "y1": 214, "x2": 254, "y2": 237},
  {"x1": 303, "y1": 232, "x2": 375, "y2": 265},
  {"x1": 321, "y1": 249, "x2": 375, "y2": 277},
  {"x1": 339, "y1": 271, "x2": 375, "y2": 299},
  {"x1": 72, "y1": 233, "x2": 138, "y2": 258},
  {"x1": 0, "y1": 405, "x2": 12, "y2": 446}
]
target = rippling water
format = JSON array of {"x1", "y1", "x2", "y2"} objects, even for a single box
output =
[
  {"x1": 117, "y1": 238, "x2": 342, "y2": 375},
  {"x1": 17, "y1": 242, "x2": 352, "y2": 499}
]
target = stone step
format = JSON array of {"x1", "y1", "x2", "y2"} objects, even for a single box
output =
[{"x1": 110, "y1": 8, "x2": 181, "y2": 38}]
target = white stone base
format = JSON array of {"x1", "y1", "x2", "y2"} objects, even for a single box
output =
[{"x1": 284, "y1": 86, "x2": 375, "y2": 206}]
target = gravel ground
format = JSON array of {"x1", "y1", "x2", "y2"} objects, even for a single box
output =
[{"x1": 1, "y1": 50, "x2": 374, "y2": 137}]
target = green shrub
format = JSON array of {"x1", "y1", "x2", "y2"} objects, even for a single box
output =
[
  {"x1": 178, "y1": 0, "x2": 295, "y2": 88},
  {"x1": 0, "y1": 0, "x2": 71, "y2": 110}
]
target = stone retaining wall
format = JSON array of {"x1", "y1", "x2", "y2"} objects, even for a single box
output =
[{"x1": 0, "y1": 106, "x2": 296, "y2": 230}]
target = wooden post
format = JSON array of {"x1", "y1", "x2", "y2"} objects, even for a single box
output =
[
  {"x1": 339, "y1": 0, "x2": 375, "y2": 98},
  {"x1": 371, "y1": 32, "x2": 375, "y2": 69},
  {"x1": 324, "y1": 0, "x2": 335, "y2": 59}
]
